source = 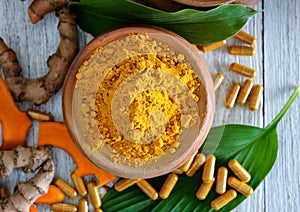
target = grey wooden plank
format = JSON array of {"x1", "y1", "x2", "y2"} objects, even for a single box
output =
[{"x1": 264, "y1": 0, "x2": 300, "y2": 211}]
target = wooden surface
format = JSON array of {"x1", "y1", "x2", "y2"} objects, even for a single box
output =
[{"x1": 0, "y1": 0, "x2": 299, "y2": 211}]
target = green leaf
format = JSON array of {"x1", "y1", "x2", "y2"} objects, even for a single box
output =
[
  {"x1": 69, "y1": 0, "x2": 259, "y2": 44},
  {"x1": 102, "y1": 86, "x2": 299, "y2": 211}
]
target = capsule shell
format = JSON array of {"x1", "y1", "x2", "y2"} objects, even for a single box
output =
[
  {"x1": 225, "y1": 83, "x2": 240, "y2": 109},
  {"x1": 196, "y1": 179, "x2": 215, "y2": 200},
  {"x1": 227, "y1": 46, "x2": 256, "y2": 56},
  {"x1": 227, "y1": 177, "x2": 253, "y2": 196},
  {"x1": 136, "y1": 179, "x2": 158, "y2": 200},
  {"x1": 87, "y1": 181, "x2": 101, "y2": 208},
  {"x1": 228, "y1": 159, "x2": 251, "y2": 182},
  {"x1": 202, "y1": 155, "x2": 216, "y2": 182},
  {"x1": 216, "y1": 167, "x2": 228, "y2": 195},
  {"x1": 26, "y1": 109, "x2": 53, "y2": 121},
  {"x1": 213, "y1": 72, "x2": 224, "y2": 91},
  {"x1": 211, "y1": 189, "x2": 237, "y2": 210},
  {"x1": 94, "y1": 209, "x2": 103, "y2": 212},
  {"x1": 114, "y1": 178, "x2": 140, "y2": 192},
  {"x1": 248, "y1": 84, "x2": 263, "y2": 111},
  {"x1": 236, "y1": 79, "x2": 254, "y2": 105},
  {"x1": 159, "y1": 173, "x2": 178, "y2": 199},
  {"x1": 50, "y1": 203, "x2": 77, "y2": 212},
  {"x1": 71, "y1": 172, "x2": 87, "y2": 197},
  {"x1": 78, "y1": 198, "x2": 88, "y2": 212},
  {"x1": 172, "y1": 168, "x2": 183, "y2": 174},
  {"x1": 178, "y1": 152, "x2": 197, "y2": 172},
  {"x1": 198, "y1": 40, "x2": 226, "y2": 52},
  {"x1": 233, "y1": 30, "x2": 256, "y2": 46},
  {"x1": 229, "y1": 63, "x2": 257, "y2": 78},
  {"x1": 54, "y1": 178, "x2": 77, "y2": 199},
  {"x1": 186, "y1": 153, "x2": 206, "y2": 177}
]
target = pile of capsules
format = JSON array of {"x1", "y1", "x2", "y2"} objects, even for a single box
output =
[
  {"x1": 198, "y1": 30, "x2": 263, "y2": 111},
  {"x1": 114, "y1": 153, "x2": 253, "y2": 211},
  {"x1": 51, "y1": 173, "x2": 103, "y2": 212}
]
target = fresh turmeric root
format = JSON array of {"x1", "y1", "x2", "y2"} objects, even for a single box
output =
[
  {"x1": 0, "y1": 146, "x2": 55, "y2": 212},
  {"x1": 28, "y1": 0, "x2": 69, "y2": 24},
  {"x1": 0, "y1": 6, "x2": 78, "y2": 105}
]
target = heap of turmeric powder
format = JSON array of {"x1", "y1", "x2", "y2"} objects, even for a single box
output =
[{"x1": 74, "y1": 34, "x2": 206, "y2": 165}]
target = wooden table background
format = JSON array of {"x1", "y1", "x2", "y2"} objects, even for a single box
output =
[{"x1": 0, "y1": 0, "x2": 299, "y2": 211}]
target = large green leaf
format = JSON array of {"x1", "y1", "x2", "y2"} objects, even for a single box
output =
[
  {"x1": 102, "y1": 86, "x2": 299, "y2": 211},
  {"x1": 69, "y1": 0, "x2": 259, "y2": 44}
]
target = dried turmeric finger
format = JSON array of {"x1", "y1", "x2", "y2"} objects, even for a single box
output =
[{"x1": 0, "y1": 76, "x2": 32, "y2": 150}]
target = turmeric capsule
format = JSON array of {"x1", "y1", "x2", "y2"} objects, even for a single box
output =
[
  {"x1": 202, "y1": 155, "x2": 216, "y2": 182},
  {"x1": 233, "y1": 30, "x2": 256, "y2": 46},
  {"x1": 114, "y1": 178, "x2": 140, "y2": 192},
  {"x1": 196, "y1": 179, "x2": 215, "y2": 200},
  {"x1": 186, "y1": 153, "x2": 206, "y2": 177},
  {"x1": 248, "y1": 84, "x2": 263, "y2": 111},
  {"x1": 178, "y1": 152, "x2": 197, "y2": 172},
  {"x1": 26, "y1": 109, "x2": 53, "y2": 121},
  {"x1": 159, "y1": 173, "x2": 178, "y2": 199},
  {"x1": 225, "y1": 83, "x2": 240, "y2": 109},
  {"x1": 213, "y1": 72, "x2": 224, "y2": 91},
  {"x1": 50, "y1": 203, "x2": 78, "y2": 212},
  {"x1": 54, "y1": 178, "x2": 77, "y2": 199},
  {"x1": 198, "y1": 40, "x2": 226, "y2": 52},
  {"x1": 136, "y1": 179, "x2": 158, "y2": 200},
  {"x1": 87, "y1": 181, "x2": 101, "y2": 208},
  {"x1": 229, "y1": 63, "x2": 257, "y2": 78},
  {"x1": 227, "y1": 46, "x2": 256, "y2": 56},
  {"x1": 71, "y1": 172, "x2": 87, "y2": 197},
  {"x1": 172, "y1": 168, "x2": 183, "y2": 174},
  {"x1": 211, "y1": 189, "x2": 237, "y2": 210},
  {"x1": 94, "y1": 209, "x2": 103, "y2": 212},
  {"x1": 78, "y1": 198, "x2": 88, "y2": 212},
  {"x1": 216, "y1": 167, "x2": 228, "y2": 195},
  {"x1": 228, "y1": 159, "x2": 251, "y2": 182},
  {"x1": 227, "y1": 177, "x2": 253, "y2": 196},
  {"x1": 236, "y1": 79, "x2": 254, "y2": 105}
]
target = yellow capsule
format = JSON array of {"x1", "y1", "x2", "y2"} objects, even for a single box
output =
[
  {"x1": 215, "y1": 167, "x2": 228, "y2": 195},
  {"x1": 70, "y1": 172, "x2": 87, "y2": 197},
  {"x1": 94, "y1": 209, "x2": 103, "y2": 212},
  {"x1": 186, "y1": 153, "x2": 206, "y2": 177},
  {"x1": 87, "y1": 181, "x2": 102, "y2": 208},
  {"x1": 233, "y1": 30, "x2": 256, "y2": 46},
  {"x1": 26, "y1": 109, "x2": 53, "y2": 121},
  {"x1": 172, "y1": 168, "x2": 183, "y2": 174},
  {"x1": 50, "y1": 203, "x2": 78, "y2": 212},
  {"x1": 229, "y1": 63, "x2": 257, "y2": 78},
  {"x1": 196, "y1": 179, "x2": 215, "y2": 200},
  {"x1": 202, "y1": 155, "x2": 216, "y2": 182},
  {"x1": 228, "y1": 159, "x2": 251, "y2": 182},
  {"x1": 78, "y1": 198, "x2": 88, "y2": 212},
  {"x1": 213, "y1": 72, "x2": 224, "y2": 91},
  {"x1": 136, "y1": 179, "x2": 158, "y2": 200},
  {"x1": 159, "y1": 173, "x2": 179, "y2": 199},
  {"x1": 178, "y1": 152, "x2": 197, "y2": 172},
  {"x1": 225, "y1": 83, "x2": 240, "y2": 109},
  {"x1": 236, "y1": 79, "x2": 254, "y2": 105},
  {"x1": 0, "y1": 186, "x2": 8, "y2": 198},
  {"x1": 54, "y1": 178, "x2": 77, "y2": 199},
  {"x1": 198, "y1": 40, "x2": 226, "y2": 52},
  {"x1": 227, "y1": 177, "x2": 253, "y2": 197},
  {"x1": 114, "y1": 178, "x2": 140, "y2": 192},
  {"x1": 227, "y1": 46, "x2": 256, "y2": 56},
  {"x1": 248, "y1": 84, "x2": 263, "y2": 111},
  {"x1": 211, "y1": 189, "x2": 237, "y2": 210}
]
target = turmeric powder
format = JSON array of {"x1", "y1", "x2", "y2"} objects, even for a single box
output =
[{"x1": 74, "y1": 34, "x2": 207, "y2": 165}]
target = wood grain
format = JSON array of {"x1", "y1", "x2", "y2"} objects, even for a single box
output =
[{"x1": 0, "y1": 0, "x2": 299, "y2": 211}]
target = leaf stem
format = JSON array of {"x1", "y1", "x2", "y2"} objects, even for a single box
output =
[{"x1": 266, "y1": 85, "x2": 299, "y2": 130}]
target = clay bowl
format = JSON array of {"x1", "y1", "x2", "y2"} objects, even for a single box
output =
[{"x1": 63, "y1": 26, "x2": 215, "y2": 179}]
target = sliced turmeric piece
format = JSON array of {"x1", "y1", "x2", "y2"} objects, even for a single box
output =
[
  {"x1": 34, "y1": 185, "x2": 64, "y2": 204},
  {"x1": 38, "y1": 122, "x2": 116, "y2": 186},
  {"x1": 0, "y1": 76, "x2": 32, "y2": 150}
]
